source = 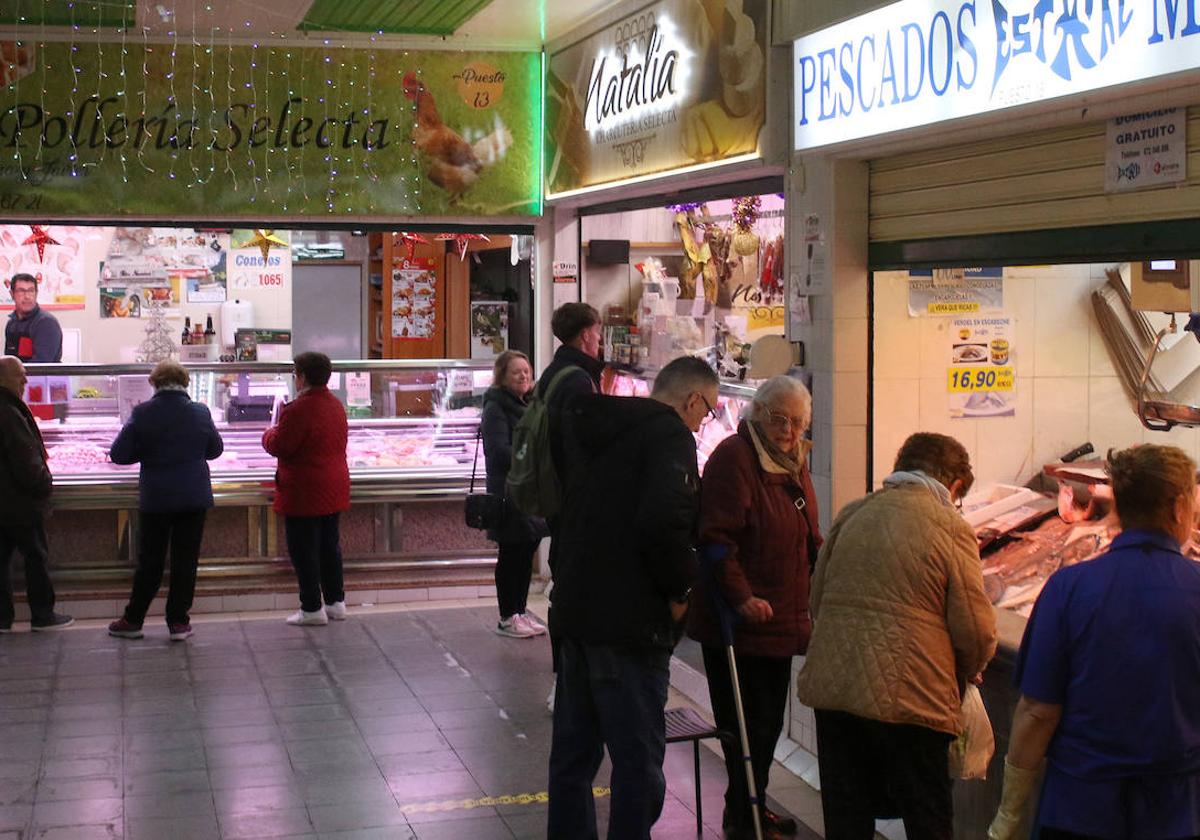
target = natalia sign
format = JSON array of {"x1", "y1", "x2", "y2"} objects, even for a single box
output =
[{"x1": 793, "y1": 0, "x2": 1200, "y2": 150}]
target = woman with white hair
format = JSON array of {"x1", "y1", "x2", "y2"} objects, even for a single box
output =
[{"x1": 686, "y1": 374, "x2": 821, "y2": 840}]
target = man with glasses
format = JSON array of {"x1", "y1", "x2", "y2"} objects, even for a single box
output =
[
  {"x1": 547, "y1": 355, "x2": 718, "y2": 840},
  {"x1": 5, "y1": 273, "x2": 63, "y2": 363}
]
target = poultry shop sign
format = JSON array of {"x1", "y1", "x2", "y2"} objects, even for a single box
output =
[
  {"x1": 546, "y1": 0, "x2": 767, "y2": 195},
  {"x1": 0, "y1": 43, "x2": 540, "y2": 217},
  {"x1": 793, "y1": 0, "x2": 1200, "y2": 150}
]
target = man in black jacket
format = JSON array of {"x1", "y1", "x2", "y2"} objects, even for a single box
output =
[
  {"x1": 0, "y1": 356, "x2": 72, "y2": 632},
  {"x1": 547, "y1": 355, "x2": 719, "y2": 840}
]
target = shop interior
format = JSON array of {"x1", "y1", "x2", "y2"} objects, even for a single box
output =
[
  {"x1": 872, "y1": 259, "x2": 1200, "y2": 620},
  {"x1": 0, "y1": 223, "x2": 535, "y2": 366}
]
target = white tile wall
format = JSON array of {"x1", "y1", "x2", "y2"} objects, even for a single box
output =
[{"x1": 870, "y1": 264, "x2": 1188, "y2": 488}]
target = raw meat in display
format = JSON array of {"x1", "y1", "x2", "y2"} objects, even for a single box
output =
[{"x1": 47, "y1": 443, "x2": 110, "y2": 470}]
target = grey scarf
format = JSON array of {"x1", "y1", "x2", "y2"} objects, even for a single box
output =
[{"x1": 882, "y1": 469, "x2": 954, "y2": 507}]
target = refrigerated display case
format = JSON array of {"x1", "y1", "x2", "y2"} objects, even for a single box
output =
[{"x1": 24, "y1": 359, "x2": 496, "y2": 598}]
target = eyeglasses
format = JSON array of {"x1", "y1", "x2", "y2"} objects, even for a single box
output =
[
  {"x1": 10, "y1": 287, "x2": 36, "y2": 297},
  {"x1": 765, "y1": 410, "x2": 806, "y2": 432},
  {"x1": 698, "y1": 394, "x2": 720, "y2": 425}
]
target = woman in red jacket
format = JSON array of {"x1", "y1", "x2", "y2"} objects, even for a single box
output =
[
  {"x1": 686, "y1": 375, "x2": 821, "y2": 840},
  {"x1": 262, "y1": 352, "x2": 350, "y2": 626}
]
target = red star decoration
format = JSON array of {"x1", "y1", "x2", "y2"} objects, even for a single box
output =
[
  {"x1": 394, "y1": 232, "x2": 429, "y2": 261},
  {"x1": 435, "y1": 232, "x2": 490, "y2": 261},
  {"x1": 23, "y1": 225, "x2": 60, "y2": 263}
]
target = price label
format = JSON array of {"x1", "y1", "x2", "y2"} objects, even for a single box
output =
[{"x1": 948, "y1": 366, "x2": 1014, "y2": 392}]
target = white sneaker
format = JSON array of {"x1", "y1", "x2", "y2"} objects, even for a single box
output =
[
  {"x1": 516, "y1": 613, "x2": 547, "y2": 636},
  {"x1": 325, "y1": 601, "x2": 347, "y2": 621},
  {"x1": 546, "y1": 682, "x2": 556, "y2": 714},
  {"x1": 495, "y1": 615, "x2": 537, "y2": 638},
  {"x1": 286, "y1": 608, "x2": 328, "y2": 626}
]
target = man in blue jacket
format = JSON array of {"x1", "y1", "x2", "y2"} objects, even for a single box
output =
[{"x1": 6, "y1": 274, "x2": 63, "y2": 363}]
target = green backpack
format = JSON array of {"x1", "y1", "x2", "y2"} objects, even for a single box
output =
[{"x1": 506, "y1": 366, "x2": 582, "y2": 519}]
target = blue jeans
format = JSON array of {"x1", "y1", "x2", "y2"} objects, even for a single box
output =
[{"x1": 547, "y1": 638, "x2": 671, "y2": 840}]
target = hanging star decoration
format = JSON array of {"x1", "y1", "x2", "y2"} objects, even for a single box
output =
[
  {"x1": 395, "y1": 231, "x2": 429, "y2": 261},
  {"x1": 23, "y1": 225, "x2": 60, "y2": 263},
  {"x1": 435, "y1": 232, "x2": 490, "y2": 261},
  {"x1": 247, "y1": 229, "x2": 288, "y2": 263}
]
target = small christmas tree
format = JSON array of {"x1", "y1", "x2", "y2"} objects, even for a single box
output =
[{"x1": 137, "y1": 299, "x2": 177, "y2": 363}]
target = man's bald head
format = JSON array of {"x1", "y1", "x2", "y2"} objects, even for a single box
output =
[{"x1": 0, "y1": 355, "x2": 27, "y2": 397}]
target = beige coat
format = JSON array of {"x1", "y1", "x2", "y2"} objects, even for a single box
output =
[{"x1": 795, "y1": 483, "x2": 997, "y2": 736}]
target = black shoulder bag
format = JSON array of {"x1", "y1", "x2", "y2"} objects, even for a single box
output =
[{"x1": 465, "y1": 425, "x2": 504, "y2": 530}]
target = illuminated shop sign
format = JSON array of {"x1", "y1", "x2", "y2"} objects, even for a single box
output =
[
  {"x1": 546, "y1": 0, "x2": 767, "y2": 196},
  {"x1": 793, "y1": 0, "x2": 1200, "y2": 150}
]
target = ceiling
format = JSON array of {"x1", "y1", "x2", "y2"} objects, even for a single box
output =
[{"x1": 0, "y1": 0, "x2": 621, "y2": 47}]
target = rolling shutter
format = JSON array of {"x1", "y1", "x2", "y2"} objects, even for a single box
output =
[{"x1": 869, "y1": 106, "x2": 1200, "y2": 243}]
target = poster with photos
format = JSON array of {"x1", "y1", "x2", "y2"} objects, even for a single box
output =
[{"x1": 391, "y1": 258, "x2": 437, "y2": 340}]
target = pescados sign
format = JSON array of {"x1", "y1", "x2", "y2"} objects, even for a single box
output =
[{"x1": 793, "y1": 0, "x2": 1200, "y2": 150}]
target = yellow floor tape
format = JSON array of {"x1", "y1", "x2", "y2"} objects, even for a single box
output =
[{"x1": 400, "y1": 786, "x2": 611, "y2": 814}]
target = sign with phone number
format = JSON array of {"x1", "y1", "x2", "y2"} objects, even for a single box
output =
[{"x1": 948, "y1": 366, "x2": 1014, "y2": 393}]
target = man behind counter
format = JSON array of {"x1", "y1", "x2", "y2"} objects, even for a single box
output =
[{"x1": 6, "y1": 273, "x2": 63, "y2": 363}]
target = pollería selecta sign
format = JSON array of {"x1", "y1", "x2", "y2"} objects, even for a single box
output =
[{"x1": 793, "y1": 0, "x2": 1200, "y2": 150}]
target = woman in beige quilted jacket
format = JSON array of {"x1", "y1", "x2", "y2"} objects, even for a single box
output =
[{"x1": 795, "y1": 432, "x2": 997, "y2": 840}]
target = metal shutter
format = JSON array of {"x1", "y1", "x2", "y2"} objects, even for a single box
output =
[{"x1": 869, "y1": 106, "x2": 1200, "y2": 243}]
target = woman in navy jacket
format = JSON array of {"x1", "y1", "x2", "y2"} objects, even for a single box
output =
[{"x1": 108, "y1": 360, "x2": 223, "y2": 641}]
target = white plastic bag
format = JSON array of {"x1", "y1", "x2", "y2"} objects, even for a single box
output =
[{"x1": 949, "y1": 683, "x2": 995, "y2": 780}]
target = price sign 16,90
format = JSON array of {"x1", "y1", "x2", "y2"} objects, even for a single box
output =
[{"x1": 948, "y1": 366, "x2": 1015, "y2": 393}]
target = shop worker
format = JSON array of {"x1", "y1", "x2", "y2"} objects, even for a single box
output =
[
  {"x1": 538, "y1": 301, "x2": 605, "y2": 711},
  {"x1": 0, "y1": 355, "x2": 73, "y2": 632},
  {"x1": 5, "y1": 273, "x2": 63, "y2": 363},
  {"x1": 547, "y1": 355, "x2": 717, "y2": 840},
  {"x1": 990, "y1": 444, "x2": 1200, "y2": 840}
]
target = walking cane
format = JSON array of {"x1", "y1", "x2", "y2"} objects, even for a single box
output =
[{"x1": 699, "y1": 543, "x2": 764, "y2": 840}]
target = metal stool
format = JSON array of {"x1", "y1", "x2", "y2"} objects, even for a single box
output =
[{"x1": 665, "y1": 706, "x2": 728, "y2": 836}]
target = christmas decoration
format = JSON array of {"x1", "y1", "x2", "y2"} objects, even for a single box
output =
[
  {"x1": 247, "y1": 229, "x2": 288, "y2": 262},
  {"x1": 136, "y1": 299, "x2": 177, "y2": 363},
  {"x1": 23, "y1": 225, "x2": 60, "y2": 263},
  {"x1": 395, "y1": 232, "x2": 430, "y2": 261},
  {"x1": 435, "y1": 232, "x2": 490, "y2": 261},
  {"x1": 731, "y1": 196, "x2": 761, "y2": 258}
]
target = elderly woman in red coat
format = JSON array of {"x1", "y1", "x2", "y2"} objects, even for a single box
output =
[
  {"x1": 262, "y1": 352, "x2": 351, "y2": 626},
  {"x1": 687, "y1": 375, "x2": 821, "y2": 840}
]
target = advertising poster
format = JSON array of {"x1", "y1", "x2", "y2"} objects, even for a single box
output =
[
  {"x1": 392, "y1": 258, "x2": 437, "y2": 340},
  {"x1": 909, "y1": 268, "x2": 1004, "y2": 316},
  {"x1": 0, "y1": 224, "x2": 90, "y2": 309},
  {"x1": 470, "y1": 301, "x2": 509, "y2": 358},
  {"x1": 949, "y1": 316, "x2": 1015, "y2": 418},
  {"x1": 228, "y1": 231, "x2": 290, "y2": 294},
  {"x1": 546, "y1": 0, "x2": 767, "y2": 194},
  {"x1": 0, "y1": 42, "x2": 539, "y2": 218},
  {"x1": 1105, "y1": 108, "x2": 1188, "y2": 193}
]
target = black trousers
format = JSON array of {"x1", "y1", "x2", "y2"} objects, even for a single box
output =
[
  {"x1": 0, "y1": 518, "x2": 57, "y2": 627},
  {"x1": 284, "y1": 513, "x2": 344, "y2": 613},
  {"x1": 123, "y1": 509, "x2": 206, "y2": 626},
  {"x1": 495, "y1": 538, "x2": 539, "y2": 618},
  {"x1": 814, "y1": 709, "x2": 954, "y2": 840},
  {"x1": 701, "y1": 644, "x2": 792, "y2": 829}
]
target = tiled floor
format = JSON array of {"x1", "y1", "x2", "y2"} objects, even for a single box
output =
[{"x1": 0, "y1": 602, "x2": 819, "y2": 840}]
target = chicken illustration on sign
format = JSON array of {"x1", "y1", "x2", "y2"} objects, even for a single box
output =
[{"x1": 402, "y1": 72, "x2": 513, "y2": 202}]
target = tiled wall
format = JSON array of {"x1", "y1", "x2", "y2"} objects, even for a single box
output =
[{"x1": 872, "y1": 264, "x2": 1200, "y2": 488}]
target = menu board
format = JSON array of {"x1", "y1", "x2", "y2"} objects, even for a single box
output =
[{"x1": 391, "y1": 258, "x2": 437, "y2": 341}]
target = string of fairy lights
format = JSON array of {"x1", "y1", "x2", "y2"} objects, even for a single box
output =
[{"x1": 0, "y1": 0, "x2": 502, "y2": 217}]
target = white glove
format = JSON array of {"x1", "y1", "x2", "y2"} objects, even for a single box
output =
[{"x1": 987, "y1": 758, "x2": 1040, "y2": 840}]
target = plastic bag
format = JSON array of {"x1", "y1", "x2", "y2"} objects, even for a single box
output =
[{"x1": 949, "y1": 683, "x2": 995, "y2": 780}]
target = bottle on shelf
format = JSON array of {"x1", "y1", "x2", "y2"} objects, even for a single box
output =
[
  {"x1": 192, "y1": 321, "x2": 204, "y2": 345},
  {"x1": 204, "y1": 315, "x2": 216, "y2": 345},
  {"x1": 181, "y1": 317, "x2": 192, "y2": 345}
]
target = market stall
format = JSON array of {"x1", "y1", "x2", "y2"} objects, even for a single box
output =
[{"x1": 24, "y1": 359, "x2": 495, "y2": 599}]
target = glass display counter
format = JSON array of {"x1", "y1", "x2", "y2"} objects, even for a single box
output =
[{"x1": 23, "y1": 360, "x2": 496, "y2": 597}]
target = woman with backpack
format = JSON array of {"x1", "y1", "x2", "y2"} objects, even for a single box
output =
[{"x1": 481, "y1": 349, "x2": 549, "y2": 638}]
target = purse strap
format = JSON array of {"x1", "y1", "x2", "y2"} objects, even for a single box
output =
[{"x1": 469, "y1": 424, "x2": 483, "y2": 493}]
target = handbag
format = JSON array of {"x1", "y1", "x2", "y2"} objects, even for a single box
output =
[{"x1": 464, "y1": 425, "x2": 504, "y2": 531}]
